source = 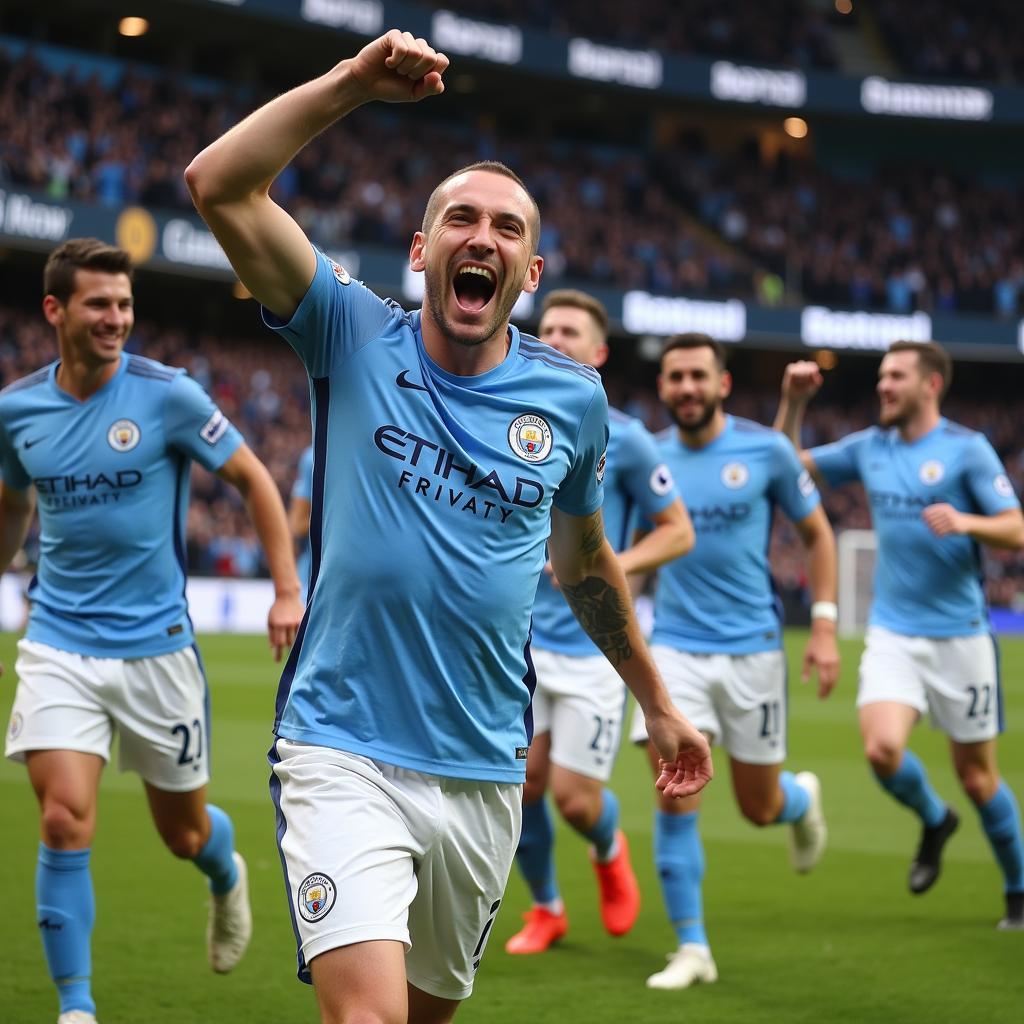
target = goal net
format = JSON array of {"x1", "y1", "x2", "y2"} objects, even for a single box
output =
[{"x1": 837, "y1": 529, "x2": 877, "y2": 638}]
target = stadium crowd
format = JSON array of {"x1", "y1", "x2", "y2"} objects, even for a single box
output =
[
  {"x1": 1, "y1": 301, "x2": 1021, "y2": 608},
  {"x1": 2, "y1": 46, "x2": 1022, "y2": 317}
]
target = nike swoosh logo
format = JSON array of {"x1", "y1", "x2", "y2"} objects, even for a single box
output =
[
  {"x1": 23, "y1": 437, "x2": 45, "y2": 449},
  {"x1": 396, "y1": 370, "x2": 429, "y2": 392}
]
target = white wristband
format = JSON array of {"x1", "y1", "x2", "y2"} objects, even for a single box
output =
[{"x1": 810, "y1": 601, "x2": 839, "y2": 622}]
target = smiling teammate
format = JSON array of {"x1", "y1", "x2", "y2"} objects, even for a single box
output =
[
  {"x1": 506, "y1": 290, "x2": 694, "y2": 955},
  {"x1": 0, "y1": 237, "x2": 303, "y2": 1024},
  {"x1": 634, "y1": 333, "x2": 840, "y2": 990},
  {"x1": 186, "y1": 30, "x2": 712, "y2": 1024},
  {"x1": 776, "y1": 343, "x2": 1024, "y2": 928}
]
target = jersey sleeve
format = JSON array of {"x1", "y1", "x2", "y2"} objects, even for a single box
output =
[
  {"x1": 808, "y1": 429, "x2": 869, "y2": 487},
  {"x1": 0, "y1": 418, "x2": 31, "y2": 490},
  {"x1": 292, "y1": 446, "x2": 314, "y2": 501},
  {"x1": 261, "y1": 247, "x2": 397, "y2": 379},
  {"x1": 770, "y1": 434, "x2": 822, "y2": 521},
  {"x1": 963, "y1": 434, "x2": 1021, "y2": 514},
  {"x1": 620, "y1": 420, "x2": 679, "y2": 519},
  {"x1": 554, "y1": 384, "x2": 609, "y2": 517},
  {"x1": 164, "y1": 373, "x2": 245, "y2": 471}
]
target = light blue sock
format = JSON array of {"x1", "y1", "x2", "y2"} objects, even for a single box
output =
[
  {"x1": 976, "y1": 781, "x2": 1024, "y2": 893},
  {"x1": 775, "y1": 771, "x2": 811, "y2": 824},
  {"x1": 655, "y1": 811, "x2": 707, "y2": 947},
  {"x1": 36, "y1": 844, "x2": 95, "y2": 1016},
  {"x1": 581, "y1": 788, "x2": 619, "y2": 861},
  {"x1": 193, "y1": 805, "x2": 238, "y2": 895},
  {"x1": 875, "y1": 751, "x2": 947, "y2": 828},
  {"x1": 515, "y1": 798, "x2": 559, "y2": 904}
]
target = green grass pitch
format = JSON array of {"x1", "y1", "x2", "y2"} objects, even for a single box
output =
[{"x1": 2, "y1": 630, "x2": 1023, "y2": 1022}]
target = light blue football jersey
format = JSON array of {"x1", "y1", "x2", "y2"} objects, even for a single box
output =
[
  {"x1": 652, "y1": 416, "x2": 820, "y2": 654},
  {"x1": 0, "y1": 354, "x2": 243, "y2": 657},
  {"x1": 263, "y1": 249, "x2": 608, "y2": 783},
  {"x1": 532, "y1": 408, "x2": 678, "y2": 657},
  {"x1": 291, "y1": 444, "x2": 314, "y2": 599},
  {"x1": 811, "y1": 418, "x2": 1019, "y2": 637}
]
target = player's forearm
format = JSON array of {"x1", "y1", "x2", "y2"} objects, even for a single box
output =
[
  {"x1": 773, "y1": 396, "x2": 807, "y2": 449},
  {"x1": 961, "y1": 511, "x2": 1024, "y2": 550},
  {"x1": 804, "y1": 523, "x2": 838, "y2": 605},
  {"x1": 239, "y1": 472, "x2": 303, "y2": 598},
  {"x1": 185, "y1": 62, "x2": 367, "y2": 206},
  {"x1": 617, "y1": 515, "x2": 694, "y2": 577},
  {"x1": 0, "y1": 489, "x2": 34, "y2": 573}
]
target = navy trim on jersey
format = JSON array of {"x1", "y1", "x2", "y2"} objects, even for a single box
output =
[
  {"x1": 0, "y1": 365, "x2": 50, "y2": 396},
  {"x1": 992, "y1": 633, "x2": 1005, "y2": 734},
  {"x1": 522, "y1": 621, "x2": 537, "y2": 745},
  {"x1": 274, "y1": 376, "x2": 330, "y2": 728},
  {"x1": 126, "y1": 355, "x2": 177, "y2": 381},
  {"x1": 267, "y1": 740, "x2": 311, "y2": 985}
]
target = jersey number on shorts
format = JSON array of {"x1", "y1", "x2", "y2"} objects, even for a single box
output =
[
  {"x1": 472, "y1": 898, "x2": 502, "y2": 971},
  {"x1": 966, "y1": 685, "x2": 993, "y2": 719},
  {"x1": 759, "y1": 701, "x2": 782, "y2": 740},
  {"x1": 172, "y1": 718, "x2": 204, "y2": 766},
  {"x1": 589, "y1": 716, "x2": 618, "y2": 759}
]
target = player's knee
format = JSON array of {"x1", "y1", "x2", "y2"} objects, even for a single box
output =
[
  {"x1": 738, "y1": 799, "x2": 777, "y2": 827},
  {"x1": 864, "y1": 736, "x2": 902, "y2": 776},
  {"x1": 161, "y1": 825, "x2": 207, "y2": 860},
  {"x1": 553, "y1": 790, "x2": 599, "y2": 831},
  {"x1": 40, "y1": 799, "x2": 91, "y2": 848},
  {"x1": 958, "y1": 763, "x2": 998, "y2": 805}
]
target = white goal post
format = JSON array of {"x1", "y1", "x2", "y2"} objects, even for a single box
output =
[{"x1": 837, "y1": 529, "x2": 877, "y2": 638}]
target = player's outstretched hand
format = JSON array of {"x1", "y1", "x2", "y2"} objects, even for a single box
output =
[
  {"x1": 922, "y1": 502, "x2": 964, "y2": 537},
  {"x1": 267, "y1": 593, "x2": 304, "y2": 662},
  {"x1": 803, "y1": 623, "x2": 840, "y2": 699},
  {"x1": 347, "y1": 30, "x2": 449, "y2": 105},
  {"x1": 647, "y1": 709, "x2": 713, "y2": 798},
  {"x1": 781, "y1": 360, "x2": 824, "y2": 403}
]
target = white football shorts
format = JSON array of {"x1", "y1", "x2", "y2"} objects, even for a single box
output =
[
  {"x1": 5, "y1": 638, "x2": 210, "y2": 791},
  {"x1": 630, "y1": 644, "x2": 788, "y2": 764},
  {"x1": 269, "y1": 738, "x2": 522, "y2": 1001},
  {"x1": 530, "y1": 647, "x2": 626, "y2": 782},
  {"x1": 857, "y1": 626, "x2": 1000, "y2": 742}
]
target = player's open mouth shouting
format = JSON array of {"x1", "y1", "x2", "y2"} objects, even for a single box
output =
[{"x1": 451, "y1": 259, "x2": 498, "y2": 316}]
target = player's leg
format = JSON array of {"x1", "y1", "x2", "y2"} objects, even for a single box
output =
[
  {"x1": 27, "y1": 751, "x2": 104, "y2": 1024},
  {"x1": 629, "y1": 646, "x2": 718, "y2": 989},
  {"x1": 310, "y1": 942, "x2": 410, "y2": 1024},
  {"x1": 935, "y1": 633, "x2": 1023, "y2": 927},
  {"x1": 722, "y1": 651, "x2": 826, "y2": 873},
  {"x1": 950, "y1": 738, "x2": 1024, "y2": 928},
  {"x1": 506, "y1": 676, "x2": 565, "y2": 954},
  {"x1": 6, "y1": 639, "x2": 115, "y2": 1024},
  {"x1": 858, "y1": 629, "x2": 956, "y2": 893},
  {"x1": 119, "y1": 647, "x2": 250, "y2": 971},
  {"x1": 543, "y1": 652, "x2": 638, "y2": 938}
]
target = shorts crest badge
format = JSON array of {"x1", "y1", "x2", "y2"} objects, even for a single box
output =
[
  {"x1": 721, "y1": 461, "x2": 749, "y2": 489},
  {"x1": 508, "y1": 413, "x2": 553, "y2": 463},
  {"x1": 297, "y1": 872, "x2": 337, "y2": 923},
  {"x1": 107, "y1": 419, "x2": 141, "y2": 452},
  {"x1": 8, "y1": 711, "x2": 22, "y2": 740}
]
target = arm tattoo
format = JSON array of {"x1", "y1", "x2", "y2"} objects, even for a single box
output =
[
  {"x1": 579, "y1": 514, "x2": 604, "y2": 560},
  {"x1": 561, "y1": 576, "x2": 633, "y2": 666}
]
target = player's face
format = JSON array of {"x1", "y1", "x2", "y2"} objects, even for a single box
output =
[
  {"x1": 45, "y1": 269, "x2": 134, "y2": 367},
  {"x1": 658, "y1": 346, "x2": 731, "y2": 432},
  {"x1": 538, "y1": 306, "x2": 608, "y2": 368},
  {"x1": 411, "y1": 170, "x2": 542, "y2": 348},
  {"x1": 877, "y1": 350, "x2": 931, "y2": 427}
]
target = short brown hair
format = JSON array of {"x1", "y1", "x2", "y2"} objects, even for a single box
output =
[
  {"x1": 540, "y1": 289, "x2": 609, "y2": 338},
  {"x1": 661, "y1": 332, "x2": 728, "y2": 371},
  {"x1": 887, "y1": 340, "x2": 953, "y2": 397},
  {"x1": 422, "y1": 160, "x2": 540, "y2": 252},
  {"x1": 44, "y1": 238, "x2": 134, "y2": 304}
]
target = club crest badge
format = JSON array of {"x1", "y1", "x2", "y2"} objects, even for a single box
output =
[
  {"x1": 297, "y1": 873, "x2": 337, "y2": 923},
  {"x1": 508, "y1": 414, "x2": 553, "y2": 463},
  {"x1": 721, "y1": 461, "x2": 749, "y2": 489},
  {"x1": 107, "y1": 419, "x2": 141, "y2": 452},
  {"x1": 919, "y1": 460, "x2": 945, "y2": 485}
]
